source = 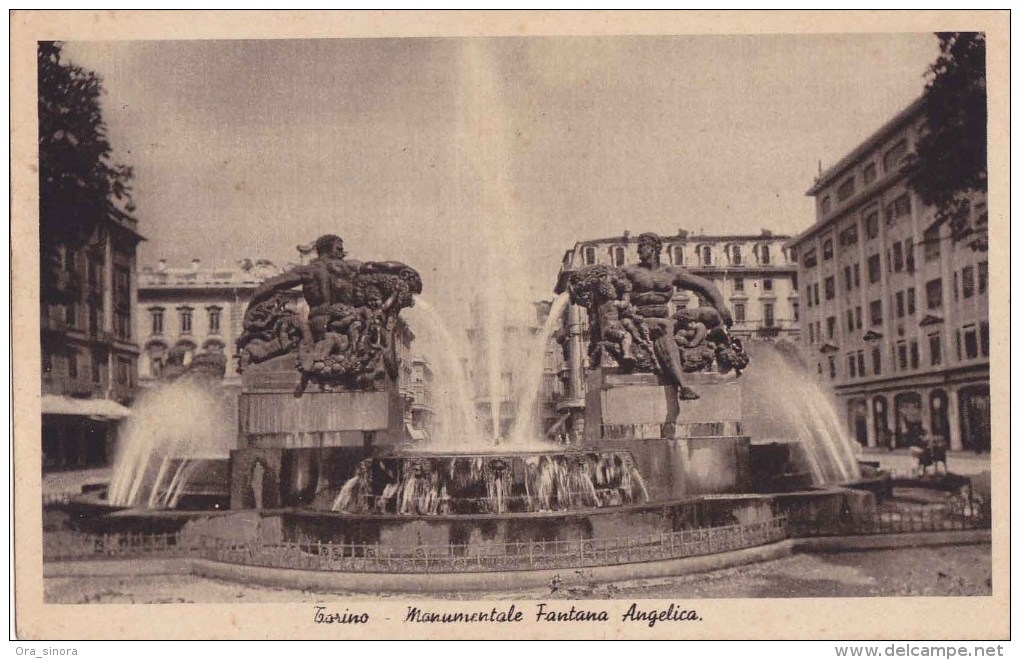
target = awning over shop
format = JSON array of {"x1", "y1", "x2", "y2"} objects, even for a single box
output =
[
  {"x1": 41, "y1": 395, "x2": 131, "y2": 421},
  {"x1": 405, "y1": 424, "x2": 428, "y2": 442}
]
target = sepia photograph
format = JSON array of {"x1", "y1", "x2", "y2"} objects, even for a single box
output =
[{"x1": 11, "y1": 10, "x2": 1009, "y2": 642}]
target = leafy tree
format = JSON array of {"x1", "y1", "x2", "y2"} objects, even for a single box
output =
[
  {"x1": 908, "y1": 32, "x2": 987, "y2": 251},
  {"x1": 38, "y1": 41, "x2": 135, "y2": 301}
]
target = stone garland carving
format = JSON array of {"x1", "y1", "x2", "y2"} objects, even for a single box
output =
[{"x1": 236, "y1": 234, "x2": 422, "y2": 395}]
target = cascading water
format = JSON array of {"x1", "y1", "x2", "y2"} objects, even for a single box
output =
[
  {"x1": 740, "y1": 341, "x2": 861, "y2": 484},
  {"x1": 405, "y1": 298, "x2": 485, "y2": 445},
  {"x1": 508, "y1": 292, "x2": 570, "y2": 443},
  {"x1": 107, "y1": 379, "x2": 232, "y2": 508}
]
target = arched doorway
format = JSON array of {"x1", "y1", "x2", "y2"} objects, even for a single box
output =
[
  {"x1": 929, "y1": 389, "x2": 950, "y2": 445},
  {"x1": 872, "y1": 396, "x2": 889, "y2": 449},
  {"x1": 893, "y1": 392, "x2": 924, "y2": 448},
  {"x1": 847, "y1": 398, "x2": 868, "y2": 446},
  {"x1": 959, "y1": 384, "x2": 991, "y2": 452}
]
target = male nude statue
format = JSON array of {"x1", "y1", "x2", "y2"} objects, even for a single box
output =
[
  {"x1": 620, "y1": 232, "x2": 733, "y2": 400},
  {"x1": 245, "y1": 234, "x2": 363, "y2": 346}
]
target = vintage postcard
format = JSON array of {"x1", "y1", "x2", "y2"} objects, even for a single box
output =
[{"x1": 10, "y1": 10, "x2": 1010, "y2": 641}]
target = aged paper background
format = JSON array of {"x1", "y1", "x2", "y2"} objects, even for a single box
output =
[{"x1": 11, "y1": 9, "x2": 1010, "y2": 640}]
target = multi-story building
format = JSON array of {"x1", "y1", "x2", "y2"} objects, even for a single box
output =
[
  {"x1": 556, "y1": 229, "x2": 800, "y2": 341},
  {"x1": 790, "y1": 97, "x2": 990, "y2": 452},
  {"x1": 404, "y1": 356, "x2": 435, "y2": 440},
  {"x1": 41, "y1": 207, "x2": 143, "y2": 472},
  {"x1": 136, "y1": 258, "x2": 284, "y2": 389}
]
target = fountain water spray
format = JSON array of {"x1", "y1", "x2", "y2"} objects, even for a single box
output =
[
  {"x1": 509, "y1": 292, "x2": 571, "y2": 443},
  {"x1": 107, "y1": 379, "x2": 232, "y2": 508},
  {"x1": 740, "y1": 342, "x2": 861, "y2": 484}
]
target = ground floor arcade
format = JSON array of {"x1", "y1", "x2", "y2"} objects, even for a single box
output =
[{"x1": 837, "y1": 367, "x2": 991, "y2": 452}]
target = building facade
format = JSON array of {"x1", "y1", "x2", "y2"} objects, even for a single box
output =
[
  {"x1": 41, "y1": 209, "x2": 143, "y2": 472},
  {"x1": 790, "y1": 98, "x2": 990, "y2": 452},
  {"x1": 557, "y1": 229, "x2": 800, "y2": 342},
  {"x1": 135, "y1": 258, "x2": 283, "y2": 388}
]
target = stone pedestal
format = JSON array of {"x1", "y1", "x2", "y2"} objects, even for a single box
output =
[
  {"x1": 584, "y1": 370, "x2": 743, "y2": 440},
  {"x1": 584, "y1": 370, "x2": 750, "y2": 499},
  {"x1": 229, "y1": 365, "x2": 407, "y2": 510}
]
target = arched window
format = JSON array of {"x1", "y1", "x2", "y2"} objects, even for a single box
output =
[
  {"x1": 670, "y1": 244, "x2": 684, "y2": 265},
  {"x1": 702, "y1": 246, "x2": 713, "y2": 266},
  {"x1": 760, "y1": 244, "x2": 771, "y2": 265},
  {"x1": 582, "y1": 245, "x2": 596, "y2": 265},
  {"x1": 731, "y1": 245, "x2": 742, "y2": 266},
  {"x1": 611, "y1": 245, "x2": 626, "y2": 266}
]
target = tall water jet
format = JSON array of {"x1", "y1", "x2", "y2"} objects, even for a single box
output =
[
  {"x1": 740, "y1": 341, "x2": 861, "y2": 484},
  {"x1": 107, "y1": 378, "x2": 233, "y2": 508},
  {"x1": 509, "y1": 292, "x2": 570, "y2": 443},
  {"x1": 452, "y1": 39, "x2": 529, "y2": 441}
]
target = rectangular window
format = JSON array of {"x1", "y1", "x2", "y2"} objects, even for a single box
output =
[
  {"x1": 813, "y1": 284, "x2": 820, "y2": 306},
  {"x1": 883, "y1": 140, "x2": 908, "y2": 172},
  {"x1": 847, "y1": 354, "x2": 857, "y2": 378},
  {"x1": 151, "y1": 308, "x2": 164, "y2": 334},
  {"x1": 978, "y1": 261, "x2": 988, "y2": 294},
  {"x1": 733, "y1": 303, "x2": 746, "y2": 323},
  {"x1": 734, "y1": 277, "x2": 744, "y2": 292},
  {"x1": 808, "y1": 323, "x2": 815, "y2": 343},
  {"x1": 863, "y1": 163, "x2": 877, "y2": 184},
  {"x1": 868, "y1": 254, "x2": 881, "y2": 283},
  {"x1": 929, "y1": 333, "x2": 942, "y2": 366},
  {"x1": 846, "y1": 310, "x2": 854, "y2": 333},
  {"x1": 803, "y1": 248, "x2": 818, "y2": 268},
  {"x1": 857, "y1": 351, "x2": 866, "y2": 377},
  {"x1": 65, "y1": 304, "x2": 76, "y2": 329},
  {"x1": 892, "y1": 242, "x2": 904, "y2": 272},
  {"x1": 823, "y1": 240, "x2": 834, "y2": 261},
  {"x1": 792, "y1": 301, "x2": 799, "y2": 323},
  {"x1": 924, "y1": 225, "x2": 941, "y2": 261},
  {"x1": 910, "y1": 340, "x2": 919, "y2": 369},
  {"x1": 180, "y1": 308, "x2": 193, "y2": 334},
  {"x1": 839, "y1": 225, "x2": 858, "y2": 247},
  {"x1": 907, "y1": 287, "x2": 916, "y2": 316},
  {"x1": 67, "y1": 351, "x2": 78, "y2": 379},
  {"x1": 905, "y1": 238, "x2": 914, "y2": 273},
  {"x1": 872, "y1": 347, "x2": 882, "y2": 375},
  {"x1": 855, "y1": 306, "x2": 862, "y2": 329},
  {"x1": 853, "y1": 264, "x2": 860, "y2": 288},
  {"x1": 824, "y1": 276, "x2": 835, "y2": 300},
  {"x1": 791, "y1": 273, "x2": 798, "y2": 291},
  {"x1": 208, "y1": 308, "x2": 221, "y2": 334},
  {"x1": 926, "y1": 279, "x2": 943, "y2": 309},
  {"x1": 961, "y1": 266, "x2": 975, "y2": 298},
  {"x1": 827, "y1": 316, "x2": 836, "y2": 339},
  {"x1": 732, "y1": 245, "x2": 742, "y2": 265},
  {"x1": 805, "y1": 288, "x2": 812, "y2": 308},
  {"x1": 92, "y1": 354, "x2": 103, "y2": 383},
  {"x1": 963, "y1": 325, "x2": 979, "y2": 359},
  {"x1": 763, "y1": 278, "x2": 773, "y2": 292},
  {"x1": 895, "y1": 291, "x2": 905, "y2": 319},
  {"x1": 885, "y1": 193, "x2": 911, "y2": 225},
  {"x1": 828, "y1": 355, "x2": 836, "y2": 379},
  {"x1": 896, "y1": 341, "x2": 908, "y2": 370},
  {"x1": 956, "y1": 330, "x2": 962, "y2": 361},
  {"x1": 837, "y1": 177, "x2": 856, "y2": 202},
  {"x1": 763, "y1": 303, "x2": 775, "y2": 327},
  {"x1": 865, "y1": 212, "x2": 880, "y2": 240},
  {"x1": 843, "y1": 266, "x2": 853, "y2": 291},
  {"x1": 870, "y1": 300, "x2": 883, "y2": 326},
  {"x1": 980, "y1": 321, "x2": 989, "y2": 356}
]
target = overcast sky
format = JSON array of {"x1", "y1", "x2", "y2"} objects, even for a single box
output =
[{"x1": 65, "y1": 34, "x2": 938, "y2": 326}]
